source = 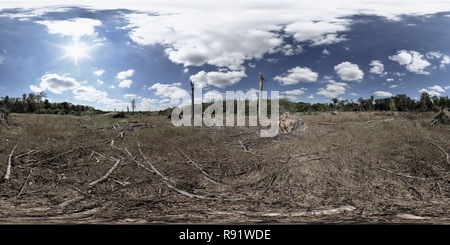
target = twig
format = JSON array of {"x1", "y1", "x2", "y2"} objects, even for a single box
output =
[
  {"x1": 2, "y1": 142, "x2": 19, "y2": 181},
  {"x1": 429, "y1": 140, "x2": 450, "y2": 165},
  {"x1": 73, "y1": 187, "x2": 89, "y2": 196},
  {"x1": 89, "y1": 159, "x2": 121, "y2": 187},
  {"x1": 37, "y1": 148, "x2": 77, "y2": 164},
  {"x1": 124, "y1": 147, "x2": 154, "y2": 173}
]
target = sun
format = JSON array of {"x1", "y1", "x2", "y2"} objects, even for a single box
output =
[{"x1": 55, "y1": 41, "x2": 92, "y2": 66}]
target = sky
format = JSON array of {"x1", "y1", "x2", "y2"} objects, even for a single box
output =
[{"x1": 1, "y1": 1, "x2": 450, "y2": 111}]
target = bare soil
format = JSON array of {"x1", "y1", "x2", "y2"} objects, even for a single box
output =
[{"x1": 1, "y1": 111, "x2": 450, "y2": 224}]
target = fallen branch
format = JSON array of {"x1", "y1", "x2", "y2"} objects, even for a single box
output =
[
  {"x1": 106, "y1": 131, "x2": 125, "y2": 144},
  {"x1": 124, "y1": 147, "x2": 154, "y2": 173},
  {"x1": 238, "y1": 140, "x2": 264, "y2": 156},
  {"x1": 205, "y1": 205, "x2": 356, "y2": 217},
  {"x1": 37, "y1": 148, "x2": 77, "y2": 165},
  {"x1": 138, "y1": 142, "x2": 241, "y2": 200},
  {"x1": 377, "y1": 166, "x2": 427, "y2": 181},
  {"x1": 16, "y1": 167, "x2": 35, "y2": 197},
  {"x1": 2, "y1": 142, "x2": 19, "y2": 181},
  {"x1": 429, "y1": 140, "x2": 450, "y2": 165},
  {"x1": 137, "y1": 142, "x2": 177, "y2": 185},
  {"x1": 89, "y1": 159, "x2": 121, "y2": 187}
]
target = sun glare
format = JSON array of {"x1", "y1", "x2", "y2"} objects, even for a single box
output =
[{"x1": 55, "y1": 41, "x2": 92, "y2": 66}]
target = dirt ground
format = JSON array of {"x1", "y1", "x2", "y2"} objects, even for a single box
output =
[{"x1": 1, "y1": 111, "x2": 450, "y2": 224}]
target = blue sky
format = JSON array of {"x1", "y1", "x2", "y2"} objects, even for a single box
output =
[{"x1": 1, "y1": 1, "x2": 450, "y2": 111}]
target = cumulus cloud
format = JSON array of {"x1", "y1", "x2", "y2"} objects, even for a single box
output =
[
  {"x1": 148, "y1": 82, "x2": 189, "y2": 101},
  {"x1": 348, "y1": 93, "x2": 358, "y2": 96},
  {"x1": 269, "y1": 44, "x2": 303, "y2": 56},
  {"x1": 316, "y1": 80, "x2": 348, "y2": 98},
  {"x1": 426, "y1": 51, "x2": 442, "y2": 59},
  {"x1": 428, "y1": 85, "x2": 445, "y2": 92},
  {"x1": 31, "y1": 73, "x2": 80, "y2": 94},
  {"x1": 189, "y1": 70, "x2": 247, "y2": 88},
  {"x1": 307, "y1": 94, "x2": 314, "y2": 99},
  {"x1": 322, "y1": 49, "x2": 330, "y2": 55},
  {"x1": 118, "y1": 79, "x2": 132, "y2": 88},
  {"x1": 369, "y1": 60, "x2": 387, "y2": 76},
  {"x1": 35, "y1": 18, "x2": 102, "y2": 40},
  {"x1": 97, "y1": 98, "x2": 124, "y2": 107},
  {"x1": 388, "y1": 50, "x2": 431, "y2": 74},
  {"x1": 386, "y1": 78, "x2": 394, "y2": 82},
  {"x1": 392, "y1": 72, "x2": 406, "y2": 76},
  {"x1": 373, "y1": 91, "x2": 393, "y2": 97},
  {"x1": 440, "y1": 55, "x2": 450, "y2": 69},
  {"x1": 97, "y1": 79, "x2": 104, "y2": 85},
  {"x1": 284, "y1": 20, "x2": 350, "y2": 45},
  {"x1": 274, "y1": 66, "x2": 319, "y2": 85},
  {"x1": 334, "y1": 61, "x2": 364, "y2": 81},
  {"x1": 419, "y1": 88, "x2": 440, "y2": 96},
  {"x1": 389, "y1": 85, "x2": 398, "y2": 88},
  {"x1": 117, "y1": 69, "x2": 135, "y2": 80},
  {"x1": 94, "y1": 69, "x2": 105, "y2": 76},
  {"x1": 73, "y1": 86, "x2": 107, "y2": 101}
]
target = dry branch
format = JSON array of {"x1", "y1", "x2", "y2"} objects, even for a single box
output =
[
  {"x1": 377, "y1": 166, "x2": 428, "y2": 181},
  {"x1": 17, "y1": 167, "x2": 35, "y2": 197},
  {"x1": 138, "y1": 142, "x2": 242, "y2": 200},
  {"x1": 137, "y1": 142, "x2": 177, "y2": 185},
  {"x1": 205, "y1": 205, "x2": 356, "y2": 217},
  {"x1": 429, "y1": 140, "x2": 450, "y2": 165},
  {"x1": 2, "y1": 142, "x2": 19, "y2": 181},
  {"x1": 124, "y1": 147, "x2": 154, "y2": 173},
  {"x1": 89, "y1": 159, "x2": 121, "y2": 187},
  {"x1": 107, "y1": 131, "x2": 125, "y2": 144}
]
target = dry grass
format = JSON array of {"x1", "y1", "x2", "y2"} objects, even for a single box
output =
[{"x1": 0, "y1": 111, "x2": 450, "y2": 223}]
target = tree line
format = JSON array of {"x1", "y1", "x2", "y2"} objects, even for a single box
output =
[
  {"x1": 0, "y1": 92, "x2": 104, "y2": 115},
  {"x1": 158, "y1": 91, "x2": 450, "y2": 116}
]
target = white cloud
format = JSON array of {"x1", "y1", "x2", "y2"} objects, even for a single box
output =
[
  {"x1": 322, "y1": 49, "x2": 330, "y2": 55},
  {"x1": 97, "y1": 98, "x2": 124, "y2": 107},
  {"x1": 189, "y1": 70, "x2": 247, "y2": 88},
  {"x1": 159, "y1": 99, "x2": 171, "y2": 104},
  {"x1": 307, "y1": 94, "x2": 314, "y2": 99},
  {"x1": 73, "y1": 86, "x2": 107, "y2": 101},
  {"x1": 248, "y1": 63, "x2": 256, "y2": 68},
  {"x1": 428, "y1": 85, "x2": 445, "y2": 92},
  {"x1": 30, "y1": 85, "x2": 42, "y2": 93},
  {"x1": 440, "y1": 55, "x2": 450, "y2": 69},
  {"x1": 97, "y1": 79, "x2": 104, "y2": 85},
  {"x1": 117, "y1": 69, "x2": 135, "y2": 80},
  {"x1": 369, "y1": 60, "x2": 387, "y2": 76},
  {"x1": 35, "y1": 18, "x2": 102, "y2": 40},
  {"x1": 316, "y1": 80, "x2": 348, "y2": 98},
  {"x1": 111, "y1": 85, "x2": 115, "y2": 88},
  {"x1": 284, "y1": 20, "x2": 350, "y2": 45},
  {"x1": 148, "y1": 82, "x2": 189, "y2": 101},
  {"x1": 389, "y1": 85, "x2": 398, "y2": 88},
  {"x1": 284, "y1": 88, "x2": 308, "y2": 96},
  {"x1": 274, "y1": 66, "x2": 319, "y2": 85},
  {"x1": 119, "y1": 79, "x2": 132, "y2": 88},
  {"x1": 183, "y1": 68, "x2": 189, "y2": 73},
  {"x1": 324, "y1": 75, "x2": 333, "y2": 79},
  {"x1": 373, "y1": 91, "x2": 393, "y2": 97},
  {"x1": 392, "y1": 72, "x2": 406, "y2": 76},
  {"x1": 386, "y1": 78, "x2": 394, "y2": 82},
  {"x1": 33, "y1": 73, "x2": 80, "y2": 94},
  {"x1": 426, "y1": 51, "x2": 442, "y2": 59},
  {"x1": 124, "y1": 94, "x2": 137, "y2": 100},
  {"x1": 334, "y1": 61, "x2": 364, "y2": 81},
  {"x1": 94, "y1": 69, "x2": 105, "y2": 76},
  {"x1": 348, "y1": 93, "x2": 358, "y2": 96},
  {"x1": 388, "y1": 50, "x2": 431, "y2": 74},
  {"x1": 419, "y1": 88, "x2": 440, "y2": 96},
  {"x1": 269, "y1": 44, "x2": 303, "y2": 56}
]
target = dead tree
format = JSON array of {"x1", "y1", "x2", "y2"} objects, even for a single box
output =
[
  {"x1": 258, "y1": 72, "x2": 266, "y2": 120},
  {"x1": 190, "y1": 80, "x2": 194, "y2": 120}
]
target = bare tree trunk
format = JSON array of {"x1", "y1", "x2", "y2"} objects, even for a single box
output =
[
  {"x1": 258, "y1": 72, "x2": 265, "y2": 120},
  {"x1": 190, "y1": 80, "x2": 194, "y2": 121}
]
